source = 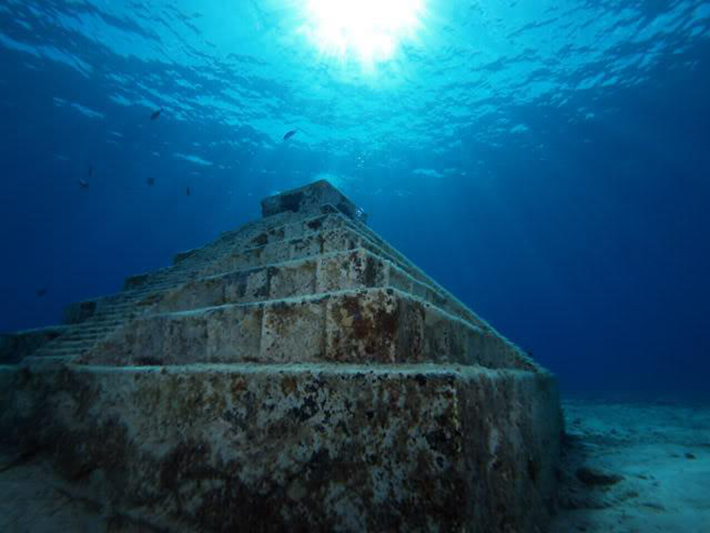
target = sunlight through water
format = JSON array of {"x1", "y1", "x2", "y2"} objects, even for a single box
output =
[{"x1": 300, "y1": 0, "x2": 425, "y2": 67}]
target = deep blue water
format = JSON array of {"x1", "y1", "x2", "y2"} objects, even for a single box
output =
[{"x1": 1, "y1": 0, "x2": 709, "y2": 396}]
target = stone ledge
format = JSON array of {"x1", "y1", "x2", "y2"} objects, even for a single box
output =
[
  {"x1": 201, "y1": 225, "x2": 359, "y2": 276},
  {"x1": 199, "y1": 222, "x2": 488, "y2": 328},
  {"x1": 0, "y1": 326, "x2": 71, "y2": 364},
  {"x1": 261, "y1": 179, "x2": 367, "y2": 223},
  {"x1": 76, "y1": 288, "x2": 534, "y2": 370},
  {"x1": 62, "y1": 300, "x2": 98, "y2": 325},
  {"x1": 0, "y1": 363, "x2": 561, "y2": 533},
  {"x1": 152, "y1": 248, "x2": 485, "y2": 330},
  {"x1": 60, "y1": 210, "x2": 490, "y2": 349}
]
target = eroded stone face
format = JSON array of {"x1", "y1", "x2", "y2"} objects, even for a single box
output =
[
  {"x1": 261, "y1": 180, "x2": 368, "y2": 223},
  {"x1": 0, "y1": 364, "x2": 561, "y2": 533},
  {"x1": 77, "y1": 287, "x2": 531, "y2": 370},
  {"x1": 0, "y1": 327, "x2": 69, "y2": 364}
]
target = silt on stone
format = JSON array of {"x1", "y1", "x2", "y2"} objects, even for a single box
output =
[{"x1": 0, "y1": 179, "x2": 563, "y2": 532}]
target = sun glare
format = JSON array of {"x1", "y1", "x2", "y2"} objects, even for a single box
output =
[{"x1": 301, "y1": 0, "x2": 425, "y2": 66}]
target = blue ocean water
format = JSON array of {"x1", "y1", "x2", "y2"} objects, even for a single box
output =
[{"x1": 1, "y1": 0, "x2": 709, "y2": 397}]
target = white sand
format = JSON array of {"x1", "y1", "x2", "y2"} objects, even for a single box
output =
[{"x1": 552, "y1": 398, "x2": 710, "y2": 533}]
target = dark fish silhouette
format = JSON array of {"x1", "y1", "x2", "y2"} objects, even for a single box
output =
[
  {"x1": 88, "y1": 165, "x2": 93, "y2": 177},
  {"x1": 150, "y1": 108, "x2": 163, "y2": 120},
  {"x1": 147, "y1": 177, "x2": 155, "y2": 186},
  {"x1": 78, "y1": 179, "x2": 89, "y2": 190},
  {"x1": 36, "y1": 288, "x2": 48, "y2": 297},
  {"x1": 185, "y1": 186, "x2": 191, "y2": 196},
  {"x1": 283, "y1": 129, "x2": 297, "y2": 141}
]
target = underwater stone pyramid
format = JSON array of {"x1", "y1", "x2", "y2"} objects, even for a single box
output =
[{"x1": 0, "y1": 180, "x2": 563, "y2": 532}]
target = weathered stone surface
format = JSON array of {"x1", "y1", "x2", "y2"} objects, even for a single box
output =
[
  {"x1": 0, "y1": 363, "x2": 561, "y2": 533},
  {"x1": 0, "y1": 180, "x2": 562, "y2": 532},
  {"x1": 0, "y1": 326, "x2": 70, "y2": 364},
  {"x1": 78, "y1": 288, "x2": 533, "y2": 371},
  {"x1": 262, "y1": 180, "x2": 368, "y2": 223},
  {"x1": 152, "y1": 247, "x2": 482, "y2": 329},
  {"x1": 62, "y1": 299, "x2": 98, "y2": 325}
]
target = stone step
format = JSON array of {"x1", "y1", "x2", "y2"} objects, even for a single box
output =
[
  {"x1": 240, "y1": 209, "x2": 488, "y2": 338},
  {"x1": 93, "y1": 215, "x2": 486, "y2": 333},
  {"x1": 324, "y1": 220, "x2": 491, "y2": 331},
  {"x1": 18, "y1": 355, "x2": 74, "y2": 368},
  {"x1": 90, "y1": 315, "x2": 131, "y2": 324},
  {"x1": 77, "y1": 287, "x2": 536, "y2": 372},
  {"x1": 32, "y1": 332, "x2": 115, "y2": 357},
  {"x1": 229, "y1": 212, "x2": 351, "y2": 253},
  {"x1": 172, "y1": 204, "x2": 343, "y2": 266},
  {"x1": 0, "y1": 326, "x2": 71, "y2": 364},
  {"x1": 0, "y1": 359, "x2": 562, "y2": 532},
  {"x1": 63, "y1": 292, "x2": 151, "y2": 326},
  {"x1": 152, "y1": 248, "x2": 487, "y2": 331},
  {"x1": 59, "y1": 207, "x2": 348, "y2": 333},
  {"x1": 70, "y1": 322, "x2": 123, "y2": 333},
  {"x1": 197, "y1": 223, "x2": 487, "y2": 331},
  {"x1": 32, "y1": 320, "x2": 126, "y2": 356},
  {"x1": 200, "y1": 225, "x2": 367, "y2": 277},
  {"x1": 52, "y1": 339, "x2": 97, "y2": 348},
  {"x1": 60, "y1": 333, "x2": 105, "y2": 343},
  {"x1": 57, "y1": 211, "x2": 330, "y2": 325},
  {"x1": 31, "y1": 344, "x2": 86, "y2": 357},
  {"x1": 262, "y1": 181, "x2": 366, "y2": 221},
  {"x1": 354, "y1": 221, "x2": 491, "y2": 329},
  {"x1": 92, "y1": 310, "x2": 134, "y2": 319},
  {"x1": 52, "y1": 214, "x2": 487, "y2": 365}
]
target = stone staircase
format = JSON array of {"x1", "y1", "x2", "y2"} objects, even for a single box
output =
[
  {"x1": 5, "y1": 181, "x2": 533, "y2": 374},
  {"x1": 1, "y1": 203, "x2": 344, "y2": 366}
]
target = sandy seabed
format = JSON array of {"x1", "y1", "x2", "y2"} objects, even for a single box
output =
[
  {"x1": 1, "y1": 397, "x2": 708, "y2": 532},
  {"x1": 551, "y1": 397, "x2": 710, "y2": 533}
]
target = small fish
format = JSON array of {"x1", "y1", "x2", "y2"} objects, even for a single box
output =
[
  {"x1": 78, "y1": 179, "x2": 89, "y2": 190},
  {"x1": 185, "y1": 186, "x2": 191, "y2": 196},
  {"x1": 150, "y1": 108, "x2": 163, "y2": 120},
  {"x1": 147, "y1": 177, "x2": 155, "y2": 186},
  {"x1": 36, "y1": 288, "x2": 48, "y2": 297},
  {"x1": 283, "y1": 129, "x2": 297, "y2": 141},
  {"x1": 88, "y1": 165, "x2": 93, "y2": 178}
]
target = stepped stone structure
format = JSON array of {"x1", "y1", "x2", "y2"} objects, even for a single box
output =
[{"x1": 0, "y1": 181, "x2": 563, "y2": 532}]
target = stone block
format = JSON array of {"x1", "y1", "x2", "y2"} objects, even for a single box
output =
[
  {"x1": 289, "y1": 234, "x2": 324, "y2": 260},
  {"x1": 423, "y1": 305, "x2": 469, "y2": 364},
  {"x1": 0, "y1": 326, "x2": 69, "y2": 364},
  {"x1": 244, "y1": 213, "x2": 348, "y2": 249},
  {"x1": 80, "y1": 305, "x2": 263, "y2": 366},
  {"x1": 156, "y1": 277, "x2": 226, "y2": 313},
  {"x1": 206, "y1": 306, "x2": 263, "y2": 363},
  {"x1": 0, "y1": 363, "x2": 562, "y2": 532},
  {"x1": 80, "y1": 288, "x2": 529, "y2": 369},
  {"x1": 316, "y1": 249, "x2": 388, "y2": 293},
  {"x1": 325, "y1": 289, "x2": 400, "y2": 363},
  {"x1": 261, "y1": 180, "x2": 367, "y2": 224},
  {"x1": 224, "y1": 268, "x2": 270, "y2": 302},
  {"x1": 387, "y1": 262, "x2": 414, "y2": 293},
  {"x1": 261, "y1": 299, "x2": 326, "y2": 362},
  {"x1": 268, "y1": 261, "x2": 317, "y2": 300},
  {"x1": 62, "y1": 300, "x2": 98, "y2": 325},
  {"x1": 173, "y1": 248, "x2": 198, "y2": 265},
  {"x1": 124, "y1": 272, "x2": 149, "y2": 290},
  {"x1": 321, "y1": 228, "x2": 360, "y2": 254}
]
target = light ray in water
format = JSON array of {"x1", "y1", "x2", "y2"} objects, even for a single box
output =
[{"x1": 299, "y1": 0, "x2": 426, "y2": 66}]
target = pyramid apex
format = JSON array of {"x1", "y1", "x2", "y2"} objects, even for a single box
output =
[{"x1": 261, "y1": 180, "x2": 367, "y2": 224}]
